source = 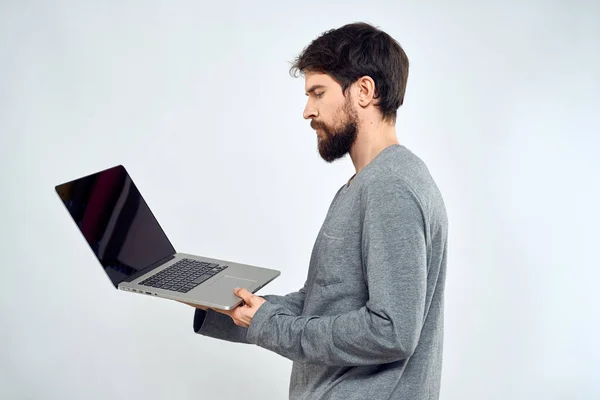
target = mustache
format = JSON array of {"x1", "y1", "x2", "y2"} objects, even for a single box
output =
[{"x1": 311, "y1": 120, "x2": 325, "y2": 130}]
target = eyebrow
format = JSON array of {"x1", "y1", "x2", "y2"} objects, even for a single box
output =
[{"x1": 305, "y1": 84, "x2": 326, "y2": 96}]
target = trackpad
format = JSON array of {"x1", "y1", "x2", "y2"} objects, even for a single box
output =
[{"x1": 208, "y1": 276, "x2": 258, "y2": 302}]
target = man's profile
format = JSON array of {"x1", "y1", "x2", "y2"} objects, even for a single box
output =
[{"x1": 183, "y1": 21, "x2": 448, "y2": 400}]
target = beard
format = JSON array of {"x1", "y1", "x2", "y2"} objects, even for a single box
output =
[{"x1": 311, "y1": 97, "x2": 359, "y2": 163}]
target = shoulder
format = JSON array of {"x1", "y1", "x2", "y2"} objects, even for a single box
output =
[{"x1": 360, "y1": 172, "x2": 420, "y2": 206}]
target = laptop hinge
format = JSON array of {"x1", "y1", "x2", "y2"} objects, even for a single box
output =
[{"x1": 123, "y1": 254, "x2": 176, "y2": 283}]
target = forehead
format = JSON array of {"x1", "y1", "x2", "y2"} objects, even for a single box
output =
[{"x1": 304, "y1": 72, "x2": 338, "y2": 91}]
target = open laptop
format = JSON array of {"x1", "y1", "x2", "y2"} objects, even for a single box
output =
[{"x1": 55, "y1": 164, "x2": 280, "y2": 310}]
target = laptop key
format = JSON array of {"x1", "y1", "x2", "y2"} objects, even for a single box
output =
[{"x1": 192, "y1": 273, "x2": 214, "y2": 285}]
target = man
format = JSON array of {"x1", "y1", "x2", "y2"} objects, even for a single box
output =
[{"x1": 183, "y1": 22, "x2": 448, "y2": 400}]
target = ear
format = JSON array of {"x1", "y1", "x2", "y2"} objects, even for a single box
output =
[{"x1": 356, "y1": 76, "x2": 377, "y2": 108}]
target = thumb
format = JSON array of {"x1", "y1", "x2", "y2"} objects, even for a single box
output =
[{"x1": 234, "y1": 287, "x2": 254, "y2": 304}]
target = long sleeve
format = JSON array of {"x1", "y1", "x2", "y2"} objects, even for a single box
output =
[
  {"x1": 193, "y1": 308, "x2": 249, "y2": 343},
  {"x1": 261, "y1": 283, "x2": 306, "y2": 315},
  {"x1": 245, "y1": 177, "x2": 428, "y2": 366}
]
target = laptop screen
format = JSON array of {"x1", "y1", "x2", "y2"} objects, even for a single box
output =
[{"x1": 55, "y1": 165, "x2": 176, "y2": 288}]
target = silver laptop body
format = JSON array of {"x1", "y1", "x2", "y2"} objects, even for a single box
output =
[{"x1": 55, "y1": 164, "x2": 280, "y2": 310}]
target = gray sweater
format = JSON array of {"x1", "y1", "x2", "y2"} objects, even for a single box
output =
[{"x1": 193, "y1": 144, "x2": 448, "y2": 399}]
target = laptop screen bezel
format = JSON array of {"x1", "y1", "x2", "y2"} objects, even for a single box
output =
[{"x1": 55, "y1": 164, "x2": 178, "y2": 288}]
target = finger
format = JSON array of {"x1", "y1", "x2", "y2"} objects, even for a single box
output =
[
  {"x1": 232, "y1": 315, "x2": 247, "y2": 328},
  {"x1": 233, "y1": 287, "x2": 255, "y2": 304},
  {"x1": 236, "y1": 307, "x2": 253, "y2": 327},
  {"x1": 229, "y1": 308, "x2": 242, "y2": 326}
]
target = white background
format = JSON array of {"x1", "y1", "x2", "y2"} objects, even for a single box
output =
[{"x1": 1, "y1": 1, "x2": 599, "y2": 399}]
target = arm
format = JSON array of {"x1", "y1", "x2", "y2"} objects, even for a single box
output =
[
  {"x1": 245, "y1": 177, "x2": 428, "y2": 366},
  {"x1": 193, "y1": 284, "x2": 307, "y2": 343},
  {"x1": 260, "y1": 283, "x2": 306, "y2": 315},
  {"x1": 193, "y1": 308, "x2": 248, "y2": 343}
]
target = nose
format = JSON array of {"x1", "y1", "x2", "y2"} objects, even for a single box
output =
[{"x1": 303, "y1": 102, "x2": 317, "y2": 120}]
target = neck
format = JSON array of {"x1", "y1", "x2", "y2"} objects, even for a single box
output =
[{"x1": 349, "y1": 119, "x2": 399, "y2": 176}]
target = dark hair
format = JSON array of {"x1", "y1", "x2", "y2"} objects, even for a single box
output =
[{"x1": 289, "y1": 22, "x2": 409, "y2": 123}]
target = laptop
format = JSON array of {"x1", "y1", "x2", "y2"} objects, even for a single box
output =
[{"x1": 54, "y1": 164, "x2": 280, "y2": 310}]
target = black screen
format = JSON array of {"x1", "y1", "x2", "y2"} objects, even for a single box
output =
[{"x1": 55, "y1": 165, "x2": 176, "y2": 288}]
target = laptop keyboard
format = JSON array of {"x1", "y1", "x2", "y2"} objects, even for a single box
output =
[{"x1": 140, "y1": 258, "x2": 228, "y2": 293}]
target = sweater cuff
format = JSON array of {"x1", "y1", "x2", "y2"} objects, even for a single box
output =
[
  {"x1": 246, "y1": 300, "x2": 284, "y2": 345},
  {"x1": 193, "y1": 308, "x2": 207, "y2": 333}
]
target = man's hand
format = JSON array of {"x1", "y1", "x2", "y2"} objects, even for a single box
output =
[
  {"x1": 179, "y1": 287, "x2": 266, "y2": 328},
  {"x1": 213, "y1": 287, "x2": 266, "y2": 328}
]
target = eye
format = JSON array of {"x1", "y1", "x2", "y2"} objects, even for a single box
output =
[{"x1": 315, "y1": 92, "x2": 324, "y2": 98}]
